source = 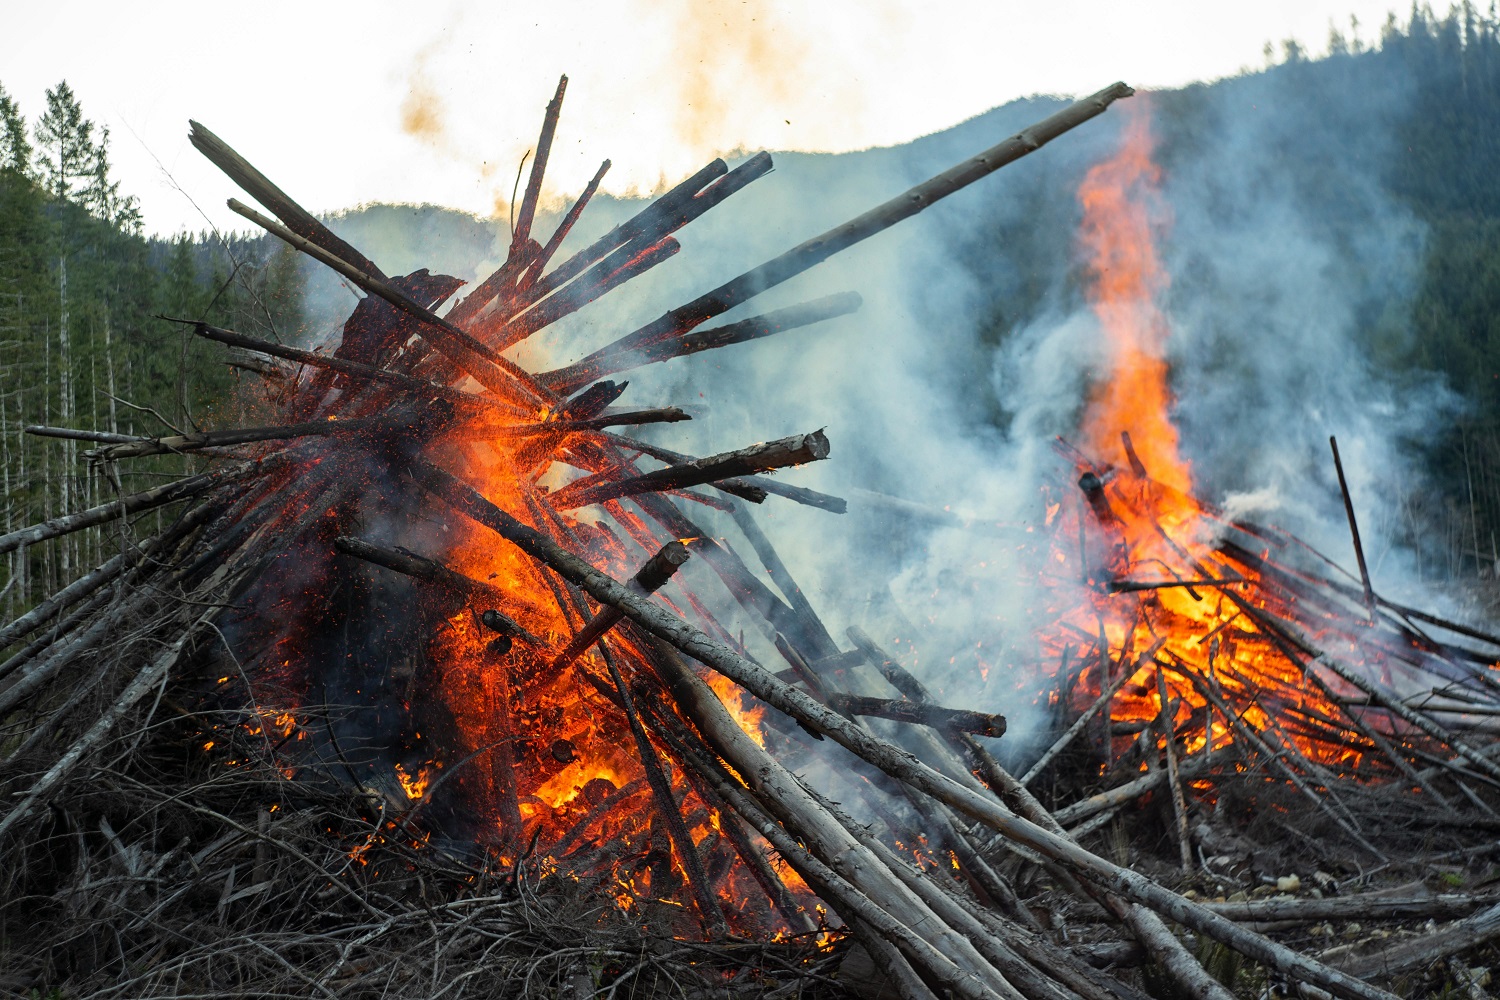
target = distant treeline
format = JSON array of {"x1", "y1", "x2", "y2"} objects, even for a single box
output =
[{"x1": 0, "y1": 81, "x2": 305, "y2": 616}]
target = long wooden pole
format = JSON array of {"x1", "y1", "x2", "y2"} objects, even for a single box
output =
[{"x1": 546, "y1": 83, "x2": 1134, "y2": 390}]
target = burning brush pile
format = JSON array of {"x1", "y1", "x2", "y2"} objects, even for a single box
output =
[{"x1": 4, "y1": 76, "x2": 1500, "y2": 1000}]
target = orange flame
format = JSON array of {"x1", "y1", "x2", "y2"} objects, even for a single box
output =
[
  {"x1": 1077, "y1": 98, "x2": 1190, "y2": 494},
  {"x1": 1031, "y1": 97, "x2": 1363, "y2": 771}
]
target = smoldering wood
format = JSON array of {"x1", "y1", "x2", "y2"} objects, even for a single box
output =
[
  {"x1": 191, "y1": 322, "x2": 525, "y2": 416},
  {"x1": 226, "y1": 198, "x2": 550, "y2": 404},
  {"x1": 600, "y1": 643, "x2": 729, "y2": 936},
  {"x1": 840, "y1": 624, "x2": 1229, "y2": 1000},
  {"x1": 548, "y1": 540, "x2": 691, "y2": 675},
  {"x1": 1107, "y1": 575, "x2": 1246, "y2": 593},
  {"x1": 1020, "y1": 652, "x2": 1142, "y2": 786},
  {"x1": 493, "y1": 236, "x2": 683, "y2": 350},
  {"x1": 510, "y1": 75, "x2": 567, "y2": 260},
  {"x1": 650, "y1": 641, "x2": 1026, "y2": 1000},
  {"x1": 546, "y1": 430, "x2": 830, "y2": 510},
  {"x1": 332, "y1": 535, "x2": 542, "y2": 645},
  {"x1": 521, "y1": 159, "x2": 610, "y2": 290},
  {"x1": 505, "y1": 152, "x2": 776, "y2": 353},
  {"x1": 602, "y1": 431, "x2": 846, "y2": 512},
  {"x1": 475, "y1": 407, "x2": 692, "y2": 439},
  {"x1": 824, "y1": 694, "x2": 1007, "y2": 738},
  {"x1": 499, "y1": 158, "x2": 729, "y2": 322}
]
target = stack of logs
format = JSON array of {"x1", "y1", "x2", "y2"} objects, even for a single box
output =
[{"x1": 2, "y1": 75, "x2": 1495, "y2": 1000}]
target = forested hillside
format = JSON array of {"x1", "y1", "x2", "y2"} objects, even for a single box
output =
[
  {"x1": 6, "y1": 3, "x2": 1500, "y2": 623},
  {"x1": 0, "y1": 82, "x2": 304, "y2": 621}
]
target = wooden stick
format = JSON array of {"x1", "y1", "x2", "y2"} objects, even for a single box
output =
[
  {"x1": 191, "y1": 322, "x2": 523, "y2": 415},
  {"x1": 25, "y1": 425, "x2": 139, "y2": 445},
  {"x1": 1339, "y1": 901, "x2": 1500, "y2": 981},
  {"x1": 0, "y1": 461, "x2": 260, "y2": 556},
  {"x1": 89, "y1": 416, "x2": 386, "y2": 461},
  {"x1": 511, "y1": 75, "x2": 566, "y2": 258},
  {"x1": 603, "y1": 432, "x2": 846, "y2": 512},
  {"x1": 486, "y1": 236, "x2": 682, "y2": 349},
  {"x1": 189, "y1": 120, "x2": 387, "y2": 279},
  {"x1": 1206, "y1": 891, "x2": 1499, "y2": 924},
  {"x1": 548, "y1": 540, "x2": 691, "y2": 674},
  {"x1": 410, "y1": 457, "x2": 1395, "y2": 1000},
  {"x1": 599, "y1": 643, "x2": 728, "y2": 936},
  {"x1": 1020, "y1": 653, "x2": 1140, "y2": 786},
  {"x1": 471, "y1": 407, "x2": 691, "y2": 440},
  {"x1": 0, "y1": 607, "x2": 217, "y2": 840},
  {"x1": 1052, "y1": 747, "x2": 1227, "y2": 827},
  {"x1": 332, "y1": 535, "x2": 542, "y2": 644},
  {"x1": 226, "y1": 198, "x2": 550, "y2": 404},
  {"x1": 541, "y1": 292, "x2": 863, "y2": 393},
  {"x1": 728, "y1": 501, "x2": 838, "y2": 657},
  {"x1": 652, "y1": 642, "x2": 1024, "y2": 1000},
  {"x1": 1156, "y1": 668, "x2": 1193, "y2": 872},
  {"x1": 824, "y1": 694, "x2": 1007, "y2": 737},
  {"x1": 513, "y1": 159, "x2": 728, "y2": 313},
  {"x1": 520, "y1": 159, "x2": 610, "y2": 291},
  {"x1": 702, "y1": 766, "x2": 1010, "y2": 1000},
  {"x1": 547, "y1": 430, "x2": 830, "y2": 510},
  {"x1": 1329, "y1": 435, "x2": 1375, "y2": 615},
  {"x1": 548, "y1": 83, "x2": 1133, "y2": 388}
]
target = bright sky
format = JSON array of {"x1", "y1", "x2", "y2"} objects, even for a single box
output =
[{"x1": 4, "y1": 0, "x2": 1406, "y2": 238}]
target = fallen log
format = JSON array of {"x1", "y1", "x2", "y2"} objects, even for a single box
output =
[
  {"x1": 1338, "y1": 901, "x2": 1500, "y2": 981},
  {"x1": 1206, "y1": 891, "x2": 1500, "y2": 924}
]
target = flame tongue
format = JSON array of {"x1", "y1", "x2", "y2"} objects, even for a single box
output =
[{"x1": 1077, "y1": 98, "x2": 1189, "y2": 494}]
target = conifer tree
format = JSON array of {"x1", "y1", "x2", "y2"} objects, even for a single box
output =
[
  {"x1": 0, "y1": 83, "x2": 30, "y2": 177},
  {"x1": 33, "y1": 81, "x2": 94, "y2": 202}
]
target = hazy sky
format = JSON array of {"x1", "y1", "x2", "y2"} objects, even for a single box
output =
[{"x1": 5, "y1": 1, "x2": 1406, "y2": 237}]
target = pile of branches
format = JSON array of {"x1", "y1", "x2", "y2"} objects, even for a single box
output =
[{"x1": 3, "y1": 72, "x2": 1497, "y2": 1000}]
